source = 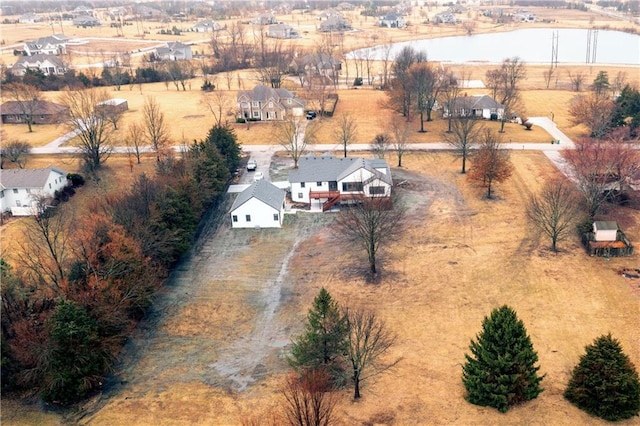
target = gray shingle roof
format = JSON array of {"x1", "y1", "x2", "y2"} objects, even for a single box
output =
[
  {"x1": 1, "y1": 100, "x2": 68, "y2": 116},
  {"x1": 289, "y1": 155, "x2": 392, "y2": 184},
  {"x1": 594, "y1": 221, "x2": 618, "y2": 231},
  {"x1": 231, "y1": 179, "x2": 285, "y2": 212},
  {"x1": 451, "y1": 95, "x2": 503, "y2": 110},
  {"x1": 0, "y1": 166, "x2": 67, "y2": 191},
  {"x1": 14, "y1": 54, "x2": 65, "y2": 68}
]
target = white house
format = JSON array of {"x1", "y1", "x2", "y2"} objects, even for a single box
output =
[
  {"x1": 155, "y1": 41, "x2": 192, "y2": 61},
  {"x1": 267, "y1": 23, "x2": 299, "y2": 39},
  {"x1": 24, "y1": 34, "x2": 69, "y2": 56},
  {"x1": 191, "y1": 19, "x2": 221, "y2": 32},
  {"x1": 19, "y1": 13, "x2": 43, "y2": 24},
  {"x1": 289, "y1": 155, "x2": 392, "y2": 211},
  {"x1": 380, "y1": 14, "x2": 407, "y2": 28},
  {"x1": 10, "y1": 54, "x2": 67, "y2": 76},
  {"x1": 0, "y1": 167, "x2": 68, "y2": 216},
  {"x1": 443, "y1": 95, "x2": 504, "y2": 120},
  {"x1": 230, "y1": 180, "x2": 286, "y2": 228},
  {"x1": 593, "y1": 221, "x2": 618, "y2": 241}
]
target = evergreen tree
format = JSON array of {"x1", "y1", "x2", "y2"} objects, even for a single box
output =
[
  {"x1": 462, "y1": 305, "x2": 544, "y2": 412},
  {"x1": 204, "y1": 125, "x2": 241, "y2": 172},
  {"x1": 564, "y1": 334, "x2": 640, "y2": 421},
  {"x1": 289, "y1": 288, "x2": 348, "y2": 386}
]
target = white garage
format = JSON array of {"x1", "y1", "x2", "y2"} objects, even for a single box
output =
[{"x1": 230, "y1": 180, "x2": 286, "y2": 228}]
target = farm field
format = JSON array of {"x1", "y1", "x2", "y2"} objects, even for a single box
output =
[
  {"x1": 2, "y1": 3, "x2": 640, "y2": 425},
  {"x1": 2, "y1": 150, "x2": 639, "y2": 425}
]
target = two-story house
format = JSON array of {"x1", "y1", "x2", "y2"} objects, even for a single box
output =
[
  {"x1": 267, "y1": 23, "x2": 299, "y2": 39},
  {"x1": 380, "y1": 14, "x2": 407, "y2": 28},
  {"x1": 155, "y1": 41, "x2": 193, "y2": 61},
  {"x1": 237, "y1": 85, "x2": 305, "y2": 121},
  {"x1": 24, "y1": 34, "x2": 69, "y2": 56},
  {"x1": 289, "y1": 155, "x2": 392, "y2": 211},
  {"x1": 0, "y1": 167, "x2": 68, "y2": 216}
]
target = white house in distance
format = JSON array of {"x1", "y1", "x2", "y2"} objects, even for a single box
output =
[
  {"x1": 443, "y1": 94, "x2": 504, "y2": 120},
  {"x1": 10, "y1": 54, "x2": 67, "y2": 76},
  {"x1": 155, "y1": 41, "x2": 192, "y2": 61},
  {"x1": 289, "y1": 155, "x2": 392, "y2": 211},
  {"x1": 230, "y1": 180, "x2": 286, "y2": 228},
  {"x1": 24, "y1": 34, "x2": 69, "y2": 56},
  {"x1": 0, "y1": 166, "x2": 68, "y2": 216}
]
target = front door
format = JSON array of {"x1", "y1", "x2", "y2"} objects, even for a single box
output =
[{"x1": 329, "y1": 181, "x2": 338, "y2": 191}]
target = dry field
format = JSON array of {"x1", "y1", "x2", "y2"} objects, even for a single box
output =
[{"x1": 3, "y1": 150, "x2": 638, "y2": 426}]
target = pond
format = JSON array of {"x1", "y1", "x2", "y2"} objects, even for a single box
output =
[{"x1": 347, "y1": 28, "x2": 640, "y2": 65}]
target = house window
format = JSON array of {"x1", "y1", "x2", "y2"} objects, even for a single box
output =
[
  {"x1": 0, "y1": 192, "x2": 4, "y2": 198},
  {"x1": 297, "y1": 193, "x2": 303, "y2": 199},
  {"x1": 16, "y1": 200, "x2": 22, "y2": 207},
  {"x1": 369, "y1": 186, "x2": 386, "y2": 195},
  {"x1": 300, "y1": 182, "x2": 305, "y2": 188},
  {"x1": 246, "y1": 214, "x2": 251, "y2": 222},
  {"x1": 317, "y1": 182, "x2": 322, "y2": 186},
  {"x1": 232, "y1": 215, "x2": 238, "y2": 222},
  {"x1": 252, "y1": 101, "x2": 259, "y2": 107},
  {"x1": 13, "y1": 189, "x2": 19, "y2": 194},
  {"x1": 241, "y1": 102, "x2": 249, "y2": 108},
  {"x1": 269, "y1": 101, "x2": 273, "y2": 108},
  {"x1": 26, "y1": 189, "x2": 31, "y2": 194},
  {"x1": 287, "y1": 98, "x2": 292, "y2": 104},
  {"x1": 49, "y1": 183, "x2": 52, "y2": 189},
  {"x1": 342, "y1": 182, "x2": 363, "y2": 192},
  {"x1": 273, "y1": 213, "x2": 279, "y2": 221},
  {"x1": 252, "y1": 111, "x2": 260, "y2": 118}
]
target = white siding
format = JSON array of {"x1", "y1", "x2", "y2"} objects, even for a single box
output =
[
  {"x1": 1, "y1": 170, "x2": 67, "y2": 216},
  {"x1": 231, "y1": 197, "x2": 283, "y2": 228},
  {"x1": 291, "y1": 181, "x2": 310, "y2": 203}
]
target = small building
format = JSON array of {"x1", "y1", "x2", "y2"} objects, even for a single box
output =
[
  {"x1": 96, "y1": 98, "x2": 129, "y2": 115},
  {"x1": 0, "y1": 166, "x2": 68, "y2": 216},
  {"x1": 230, "y1": 179, "x2": 286, "y2": 228},
  {"x1": 237, "y1": 85, "x2": 305, "y2": 121},
  {"x1": 155, "y1": 41, "x2": 192, "y2": 61},
  {"x1": 593, "y1": 221, "x2": 618, "y2": 242},
  {"x1": 267, "y1": 23, "x2": 299, "y2": 39},
  {"x1": 0, "y1": 100, "x2": 69, "y2": 124},
  {"x1": 10, "y1": 54, "x2": 67, "y2": 76}
]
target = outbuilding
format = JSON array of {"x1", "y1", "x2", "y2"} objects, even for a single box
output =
[
  {"x1": 230, "y1": 180, "x2": 285, "y2": 228},
  {"x1": 593, "y1": 221, "x2": 618, "y2": 241}
]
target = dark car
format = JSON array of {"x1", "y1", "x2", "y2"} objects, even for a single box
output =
[{"x1": 306, "y1": 111, "x2": 317, "y2": 120}]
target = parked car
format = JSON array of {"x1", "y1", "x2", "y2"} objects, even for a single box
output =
[
  {"x1": 253, "y1": 171, "x2": 264, "y2": 181},
  {"x1": 247, "y1": 159, "x2": 257, "y2": 171},
  {"x1": 306, "y1": 111, "x2": 317, "y2": 120}
]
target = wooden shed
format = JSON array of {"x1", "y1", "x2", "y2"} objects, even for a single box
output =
[{"x1": 593, "y1": 221, "x2": 618, "y2": 242}]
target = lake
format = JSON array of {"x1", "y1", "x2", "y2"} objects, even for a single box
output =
[{"x1": 347, "y1": 28, "x2": 640, "y2": 65}]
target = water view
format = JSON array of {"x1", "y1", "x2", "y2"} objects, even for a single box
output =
[{"x1": 348, "y1": 28, "x2": 640, "y2": 66}]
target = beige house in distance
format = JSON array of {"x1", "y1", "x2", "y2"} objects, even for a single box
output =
[{"x1": 237, "y1": 85, "x2": 305, "y2": 121}]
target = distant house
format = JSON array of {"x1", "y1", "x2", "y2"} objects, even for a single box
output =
[
  {"x1": 319, "y1": 15, "x2": 352, "y2": 32},
  {"x1": 237, "y1": 85, "x2": 305, "y2": 121},
  {"x1": 1, "y1": 100, "x2": 69, "y2": 125},
  {"x1": 380, "y1": 14, "x2": 407, "y2": 28},
  {"x1": 135, "y1": 5, "x2": 164, "y2": 19},
  {"x1": 230, "y1": 180, "x2": 286, "y2": 228},
  {"x1": 290, "y1": 53, "x2": 341, "y2": 81},
  {"x1": 0, "y1": 167, "x2": 68, "y2": 216},
  {"x1": 253, "y1": 13, "x2": 277, "y2": 26},
  {"x1": 18, "y1": 13, "x2": 43, "y2": 24},
  {"x1": 23, "y1": 34, "x2": 69, "y2": 56},
  {"x1": 318, "y1": 9, "x2": 342, "y2": 21},
  {"x1": 96, "y1": 98, "x2": 129, "y2": 115},
  {"x1": 191, "y1": 19, "x2": 221, "y2": 32},
  {"x1": 10, "y1": 54, "x2": 67, "y2": 76},
  {"x1": 289, "y1": 155, "x2": 392, "y2": 211},
  {"x1": 336, "y1": 2, "x2": 355, "y2": 11},
  {"x1": 155, "y1": 41, "x2": 192, "y2": 61},
  {"x1": 513, "y1": 12, "x2": 536, "y2": 22},
  {"x1": 73, "y1": 16, "x2": 101, "y2": 27},
  {"x1": 71, "y1": 5, "x2": 94, "y2": 17},
  {"x1": 432, "y1": 12, "x2": 457, "y2": 24},
  {"x1": 443, "y1": 95, "x2": 504, "y2": 120},
  {"x1": 267, "y1": 23, "x2": 299, "y2": 39}
]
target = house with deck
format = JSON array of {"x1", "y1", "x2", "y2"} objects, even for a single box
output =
[
  {"x1": 0, "y1": 167, "x2": 68, "y2": 216},
  {"x1": 289, "y1": 155, "x2": 392, "y2": 211},
  {"x1": 230, "y1": 180, "x2": 286, "y2": 228},
  {"x1": 237, "y1": 85, "x2": 305, "y2": 121}
]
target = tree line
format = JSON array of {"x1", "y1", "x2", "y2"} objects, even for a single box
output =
[{"x1": 1, "y1": 125, "x2": 241, "y2": 404}]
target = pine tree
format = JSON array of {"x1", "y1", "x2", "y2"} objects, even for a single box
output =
[
  {"x1": 564, "y1": 334, "x2": 640, "y2": 421},
  {"x1": 289, "y1": 288, "x2": 348, "y2": 386},
  {"x1": 462, "y1": 305, "x2": 544, "y2": 412}
]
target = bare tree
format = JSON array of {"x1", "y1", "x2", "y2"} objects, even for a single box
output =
[
  {"x1": 201, "y1": 91, "x2": 233, "y2": 126},
  {"x1": 165, "y1": 61, "x2": 193, "y2": 91},
  {"x1": 444, "y1": 116, "x2": 483, "y2": 174},
  {"x1": 333, "y1": 113, "x2": 358, "y2": 158},
  {"x1": 142, "y1": 96, "x2": 171, "y2": 162},
  {"x1": 372, "y1": 133, "x2": 391, "y2": 159},
  {"x1": 543, "y1": 67, "x2": 556, "y2": 89},
  {"x1": 495, "y1": 57, "x2": 527, "y2": 132},
  {"x1": 3, "y1": 83, "x2": 42, "y2": 133},
  {"x1": 125, "y1": 122, "x2": 145, "y2": 164},
  {"x1": 526, "y1": 180, "x2": 581, "y2": 252},
  {"x1": 344, "y1": 308, "x2": 399, "y2": 399},
  {"x1": 390, "y1": 116, "x2": 411, "y2": 167},
  {"x1": 275, "y1": 116, "x2": 317, "y2": 168},
  {"x1": 468, "y1": 129, "x2": 513, "y2": 199},
  {"x1": 567, "y1": 70, "x2": 587, "y2": 92},
  {"x1": 568, "y1": 92, "x2": 616, "y2": 138},
  {"x1": 1, "y1": 140, "x2": 31, "y2": 168},
  {"x1": 60, "y1": 88, "x2": 113, "y2": 171},
  {"x1": 442, "y1": 68, "x2": 466, "y2": 133},
  {"x1": 333, "y1": 194, "x2": 404, "y2": 276},
  {"x1": 280, "y1": 369, "x2": 338, "y2": 426}
]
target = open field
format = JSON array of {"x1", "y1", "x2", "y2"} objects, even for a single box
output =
[{"x1": 2, "y1": 150, "x2": 639, "y2": 425}]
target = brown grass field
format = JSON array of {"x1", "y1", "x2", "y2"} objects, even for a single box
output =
[{"x1": 1, "y1": 4, "x2": 639, "y2": 425}]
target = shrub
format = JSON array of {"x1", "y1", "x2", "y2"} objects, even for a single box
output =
[
  {"x1": 353, "y1": 77, "x2": 363, "y2": 86},
  {"x1": 564, "y1": 334, "x2": 640, "y2": 421},
  {"x1": 236, "y1": 117, "x2": 246, "y2": 123},
  {"x1": 462, "y1": 305, "x2": 544, "y2": 412},
  {"x1": 67, "y1": 173, "x2": 85, "y2": 187}
]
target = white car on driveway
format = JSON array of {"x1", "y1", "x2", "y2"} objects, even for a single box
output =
[
  {"x1": 253, "y1": 171, "x2": 264, "y2": 181},
  {"x1": 247, "y1": 159, "x2": 257, "y2": 171}
]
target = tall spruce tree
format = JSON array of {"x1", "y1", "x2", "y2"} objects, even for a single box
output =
[
  {"x1": 289, "y1": 288, "x2": 348, "y2": 386},
  {"x1": 564, "y1": 334, "x2": 640, "y2": 421},
  {"x1": 462, "y1": 305, "x2": 544, "y2": 412}
]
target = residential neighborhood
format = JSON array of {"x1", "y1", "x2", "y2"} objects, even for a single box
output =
[{"x1": 0, "y1": 1, "x2": 638, "y2": 424}]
